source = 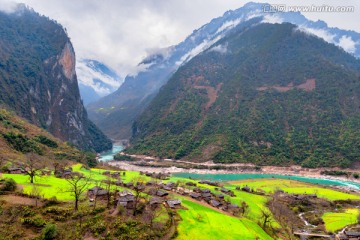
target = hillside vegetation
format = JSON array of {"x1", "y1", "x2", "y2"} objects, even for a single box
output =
[
  {"x1": 127, "y1": 23, "x2": 360, "y2": 168},
  {"x1": 0, "y1": 108, "x2": 95, "y2": 166}
]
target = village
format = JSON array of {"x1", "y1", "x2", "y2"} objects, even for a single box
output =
[{"x1": 3, "y1": 163, "x2": 360, "y2": 240}]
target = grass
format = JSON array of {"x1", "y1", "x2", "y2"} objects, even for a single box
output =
[
  {"x1": 322, "y1": 208, "x2": 359, "y2": 232},
  {"x1": 176, "y1": 198, "x2": 273, "y2": 240},
  {"x1": 229, "y1": 179, "x2": 360, "y2": 201}
]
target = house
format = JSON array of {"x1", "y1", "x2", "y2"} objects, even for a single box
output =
[
  {"x1": 149, "y1": 197, "x2": 163, "y2": 206},
  {"x1": 166, "y1": 199, "x2": 181, "y2": 208},
  {"x1": 117, "y1": 190, "x2": 135, "y2": 208},
  {"x1": 215, "y1": 194, "x2": 224, "y2": 199},
  {"x1": 88, "y1": 186, "x2": 109, "y2": 200},
  {"x1": 146, "y1": 180, "x2": 156, "y2": 186},
  {"x1": 111, "y1": 172, "x2": 120, "y2": 178},
  {"x1": 241, "y1": 186, "x2": 251, "y2": 192},
  {"x1": 210, "y1": 200, "x2": 222, "y2": 208},
  {"x1": 102, "y1": 171, "x2": 110, "y2": 176},
  {"x1": 201, "y1": 188, "x2": 211, "y2": 193},
  {"x1": 344, "y1": 231, "x2": 360, "y2": 239},
  {"x1": 190, "y1": 192, "x2": 202, "y2": 199},
  {"x1": 202, "y1": 192, "x2": 212, "y2": 201},
  {"x1": 235, "y1": 186, "x2": 241, "y2": 190},
  {"x1": 156, "y1": 190, "x2": 169, "y2": 197},
  {"x1": 7, "y1": 167, "x2": 24, "y2": 174}
]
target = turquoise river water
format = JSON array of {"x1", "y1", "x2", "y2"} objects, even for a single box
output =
[
  {"x1": 173, "y1": 172, "x2": 360, "y2": 190},
  {"x1": 100, "y1": 147, "x2": 360, "y2": 190}
]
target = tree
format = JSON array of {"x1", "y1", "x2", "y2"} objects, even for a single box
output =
[
  {"x1": 22, "y1": 153, "x2": 43, "y2": 184},
  {"x1": 30, "y1": 184, "x2": 43, "y2": 207},
  {"x1": 131, "y1": 176, "x2": 146, "y2": 216},
  {"x1": 240, "y1": 201, "x2": 249, "y2": 216},
  {"x1": 64, "y1": 174, "x2": 90, "y2": 211},
  {"x1": 260, "y1": 209, "x2": 273, "y2": 229}
]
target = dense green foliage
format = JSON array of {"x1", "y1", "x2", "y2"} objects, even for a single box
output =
[
  {"x1": 3, "y1": 132, "x2": 43, "y2": 155},
  {"x1": 128, "y1": 23, "x2": 360, "y2": 167},
  {"x1": 33, "y1": 135, "x2": 58, "y2": 148}
]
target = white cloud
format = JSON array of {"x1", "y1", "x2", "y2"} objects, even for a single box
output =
[
  {"x1": 0, "y1": 0, "x2": 17, "y2": 13},
  {"x1": 338, "y1": 35, "x2": 357, "y2": 53},
  {"x1": 215, "y1": 18, "x2": 242, "y2": 34},
  {"x1": 209, "y1": 43, "x2": 228, "y2": 54},
  {"x1": 176, "y1": 35, "x2": 223, "y2": 66},
  {"x1": 1, "y1": 0, "x2": 359, "y2": 79},
  {"x1": 262, "y1": 14, "x2": 283, "y2": 24},
  {"x1": 296, "y1": 26, "x2": 336, "y2": 43}
]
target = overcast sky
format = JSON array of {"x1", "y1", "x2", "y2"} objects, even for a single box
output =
[{"x1": 1, "y1": 0, "x2": 359, "y2": 78}]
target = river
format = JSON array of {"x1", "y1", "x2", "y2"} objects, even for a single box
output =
[
  {"x1": 98, "y1": 145, "x2": 124, "y2": 162},
  {"x1": 101, "y1": 148, "x2": 360, "y2": 190},
  {"x1": 173, "y1": 172, "x2": 360, "y2": 190}
]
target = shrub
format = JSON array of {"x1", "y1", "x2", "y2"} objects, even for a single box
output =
[
  {"x1": 353, "y1": 173, "x2": 359, "y2": 179},
  {"x1": 1, "y1": 178, "x2": 17, "y2": 191},
  {"x1": 42, "y1": 223, "x2": 57, "y2": 240},
  {"x1": 21, "y1": 215, "x2": 46, "y2": 227}
]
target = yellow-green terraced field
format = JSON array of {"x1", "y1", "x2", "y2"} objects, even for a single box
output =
[
  {"x1": 322, "y1": 208, "x2": 359, "y2": 232},
  {"x1": 228, "y1": 179, "x2": 360, "y2": 201}
]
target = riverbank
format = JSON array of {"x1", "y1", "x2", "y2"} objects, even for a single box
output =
[{"x1": 108, "y1": 159, "x2": 360, "y2": 188}]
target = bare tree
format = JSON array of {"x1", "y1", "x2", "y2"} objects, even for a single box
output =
[
  {"x1": 132, "y1": 176, "x2": 146, "y2": 216},
  {"x1": 64, "y1": 174, "x2": 90, "y2": 211},
  {"x1": 30, "y1": 184, "x2": 43, "y2": 207},
  {"x1": 260, "y1": 209, "x2": 273, "y2": 229},
  {"x1": 22, "y1": 153, "x2": 43, "y2": 184}
]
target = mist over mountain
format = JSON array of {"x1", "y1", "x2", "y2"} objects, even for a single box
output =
[
  {"x1": 87, "y1": 2, "x2": 360, "y2": 140},
  {"x1": 0, "y1": 5, "x2": 112, "y2": 152}
]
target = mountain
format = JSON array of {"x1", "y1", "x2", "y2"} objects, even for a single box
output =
[
  {"x1": 77, "y1": 59, "x2": 122, "y2": 105},
  {"x1": 126, "y1": 22, "x2": 360, "y2": 168},
  {"x1": 0, "y1": 5, "x2": 112, "y2": 152},
  {"x1": 87, "y1": 2, "x2": 360, "y2": 140}
]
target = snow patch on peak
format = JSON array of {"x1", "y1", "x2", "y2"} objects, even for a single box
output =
[{"x1": 76, "y1": 59, "x2": 122, "y2": 96}]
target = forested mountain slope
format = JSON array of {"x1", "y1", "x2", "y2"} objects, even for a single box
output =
[{"x1": 127, "y1": 23, "x2": 360, "y2": 168}]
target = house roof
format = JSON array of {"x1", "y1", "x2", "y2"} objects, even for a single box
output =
[
  {"x1": 221, "y1": 188, "x2": 230, "y2": 193},
  {"x1": 202, "y1": 193, "x2": 212, "y2": 198},
  {"x1": 149, "y1": 197, "x2": 162, "y2": 205},
  {"x1": 118, "y1": 190, "x2": 134, "y2": 197},
  {"x1": 156, "y1": 190, "x2": 169, "y2": 197},
  {"x1": 345, "y1": 231, "x2": 360, "y2": 237},
  {"x1": 210, "y1": 200, "x2": 221, "y2": 207},
  {"x1": 167, "y1": 199, "x2": 181, "y2": 208},
  {"x1": 190, "y1": 192, "x2": 201, "y2": 198},
  {"x1": 201, "y1": 189, "x2": 210, "y2": 193}
]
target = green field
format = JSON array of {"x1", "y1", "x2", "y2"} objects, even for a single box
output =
[
  {"x1": 322, "y1": 208, "x2": 359, "y2": 232},
  {"x1": 176, "y1": 198, "x2": 273, "y2": 240},
  {"x1": 2, "y1": 164, "x2": 146, "y2": 200},
  {"x1": 229, "y1": 179, "x2": 360, "y2": 201}
]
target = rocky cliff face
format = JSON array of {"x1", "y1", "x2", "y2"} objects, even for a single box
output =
[{"x1": 0, "y1": 5, "x2": 112, "y2": 152}]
